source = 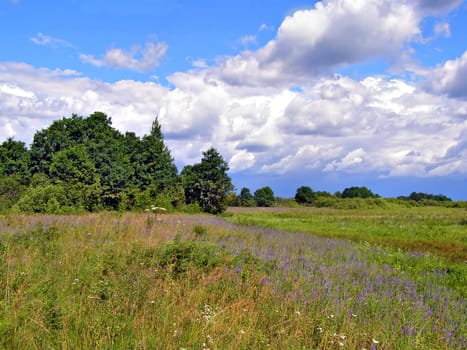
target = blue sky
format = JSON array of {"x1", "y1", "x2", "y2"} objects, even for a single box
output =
[{"x1": 1, "y1": 0, "x2": 466, "y2": 199}]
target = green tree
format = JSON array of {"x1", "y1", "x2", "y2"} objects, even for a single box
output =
[
  {"x1": 140, "y1": 119, "x2": 180, "y2": 193},
  {"x1": 0, "y1": 138, "x2": 30, "y2": 181},
  {"x1": 295, "y1": 186, "x2": 316, "y2": 204},
  {"x1": 254, "y1": 186, "x2": 275, "y2": 207},
  {"x1": 181, "y1": 148, "x2": 234, "y2": 214},
  {"x1": 342, "y1": 186, "x2": 378, "y2": 199},
  {"x1": 29, "y1": 114, "x2": 86, "y2": 175},
  {"x1": 238, "y1": 187, "x2": 255, "y2": 207}
]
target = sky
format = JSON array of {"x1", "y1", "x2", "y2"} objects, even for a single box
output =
[{"x1": 1, "y1": 0, "x2": 467, "y2": 200}]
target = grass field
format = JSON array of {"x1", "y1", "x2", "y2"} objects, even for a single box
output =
[
  {"x1": 226, "y1": 206, "x2": 467, "y2": 262},
  {"x1": 0, "y1": 209, "x2": 466, "y2": 349}
]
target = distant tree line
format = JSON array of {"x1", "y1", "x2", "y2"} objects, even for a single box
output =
[
  {"x1": 0, "y1": 112, "x2": 233, "y2": 214},
  {"x1": 229, "y1": 185, "x2": 458, "y2": 209},
  {"x1": 398, "y1": 192, "x2": 451, "y2": 202}
]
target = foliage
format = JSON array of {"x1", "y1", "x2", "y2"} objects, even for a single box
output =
[
  {"x1": 0, "y1": 138, "x2": 30, "y2": 180},
  {"x1": 237, "y1": 187, "x2": 255, "y2": 207},
  {"x1": 0, "y1": 175, "x2": 27, "y2": 212},
  {"x1": 254, "y1": 186, "x2": 275, "y2": 207},
  {"x1": 0, "y1": 112, "x2": 181, "y2": 213},
  {"x1": 341, "y1": 186, "x2": 379, "y2": 199},
  {"x1": 399, "y1": 192, "x2": 452, "y2": 202},
  {"x1": 181, "y1": 148, "x2": 234, "y2": 214},
  {"x1": 295, "y1": 185, "x2": 316, "y2": 204},
  {"x1": 12, "y1": 184, "x2": 75, "y2": 214},
  {"x1": 154, "y1": 239, "x2": 230, "y2": 276}
]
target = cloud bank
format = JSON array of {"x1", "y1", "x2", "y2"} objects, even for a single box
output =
[{"x1": 1, "y1": 0, "x2": 466, "y2": 183}]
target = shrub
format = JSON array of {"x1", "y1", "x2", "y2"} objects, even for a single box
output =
[{"x1": 154, "y1": 239, "x2": 229, "y2": 277}]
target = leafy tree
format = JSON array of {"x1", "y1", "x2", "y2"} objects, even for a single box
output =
[
  {"x1": 254, "y1": 186, "x2": 275, "y2": 207},
  {"x1": 0, "y1": 138, "x2": 30, "y2": 181},
  {"x1": 342, "y1": 186, "x2": 378, "y2": 199},
  {"x1": 82, "y1": 112, "x2": 133, "y2": 208},
  {"x1": 295, "y1": 186, "x2": 316, "y2": 204},
  {"x1": 29, "y1": 114, "x2": 86, "y2": 175},
  {"x1": 181, "y1": 148, "x2": 234, "y2": 214},
  {"x1": 238, "y1": 187, "x2": 255, "y2": 207}
]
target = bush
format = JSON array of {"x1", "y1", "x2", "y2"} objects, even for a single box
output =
[
  {"x1": 13, "y1": 184, "x2": 75, "y2": 214},
  {"x1": 154, "y1": 239, "x2": 229, "y2": 277}
]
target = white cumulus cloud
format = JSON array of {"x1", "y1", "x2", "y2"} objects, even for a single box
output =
[
  {"x1": 426, "y1": 51, "x2": 467, "y2": 99},
  {"x1": 80, "y1": 41, "x2": 168, "y2": 72}
]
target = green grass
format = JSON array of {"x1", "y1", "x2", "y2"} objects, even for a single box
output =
[
  {"x1": 0, "y1": 212, "x2": 466, "y2": 349},
  {"x1": 226, "y1": 206, "x2": 467, "y2": 262}
]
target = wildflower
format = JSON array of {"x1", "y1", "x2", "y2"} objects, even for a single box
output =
[
  {"x1": 338, "y1": 341, "x2": 344, "y2": 347},
  {"x1": 316, "y1": 327, "x2": 324, "y2": 333},
  {"x1": 149, "y1": 300, "x2": 155, "y2": 304},
  {"x1": 240, "y1": 330, "x2": 246, "y2": 335},
  {"x1": 295, "y1": 310, "x2": 301, "y2": 316},
  {"x1": 372, "y1": 339, "x2": 379, "y2": 344}
]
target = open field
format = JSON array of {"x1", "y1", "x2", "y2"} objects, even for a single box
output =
[
  {"x1": 0, "y1": 211, "x2": 466, "y2": 349},
  {"x1": 226, "y1": 206, "x2": 467, "y2": 262}
]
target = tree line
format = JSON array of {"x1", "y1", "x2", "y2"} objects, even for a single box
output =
[
  {"x1": 0, "y1": 112, "x2": 232, "y2": 214},
  {"x1": 0, "y1": 112, "x2": 457, "y2": 214}
]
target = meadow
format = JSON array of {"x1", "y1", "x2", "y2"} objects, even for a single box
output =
[{"x1": 0, "y1": 208, "x2": 466, "y2": 349}]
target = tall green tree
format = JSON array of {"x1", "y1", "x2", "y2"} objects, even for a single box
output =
[
  {"x1": 181, "y1": 148, "x2": 234, "y2": 214},
  {"x1": 139, "y1": 118, "x2": 179, "y2": 192}
]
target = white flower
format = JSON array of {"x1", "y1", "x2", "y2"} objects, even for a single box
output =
[
  {"x1": 295, "y1": 310, "x2": 301, "y2": 316},
  {"x1": 372, "y1": 339, "x2": 379, "y2": 344}
]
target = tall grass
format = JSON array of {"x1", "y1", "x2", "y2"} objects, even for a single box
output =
[{"x1": 1, "y1": 212, "x2": 466, "y2": 349}]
